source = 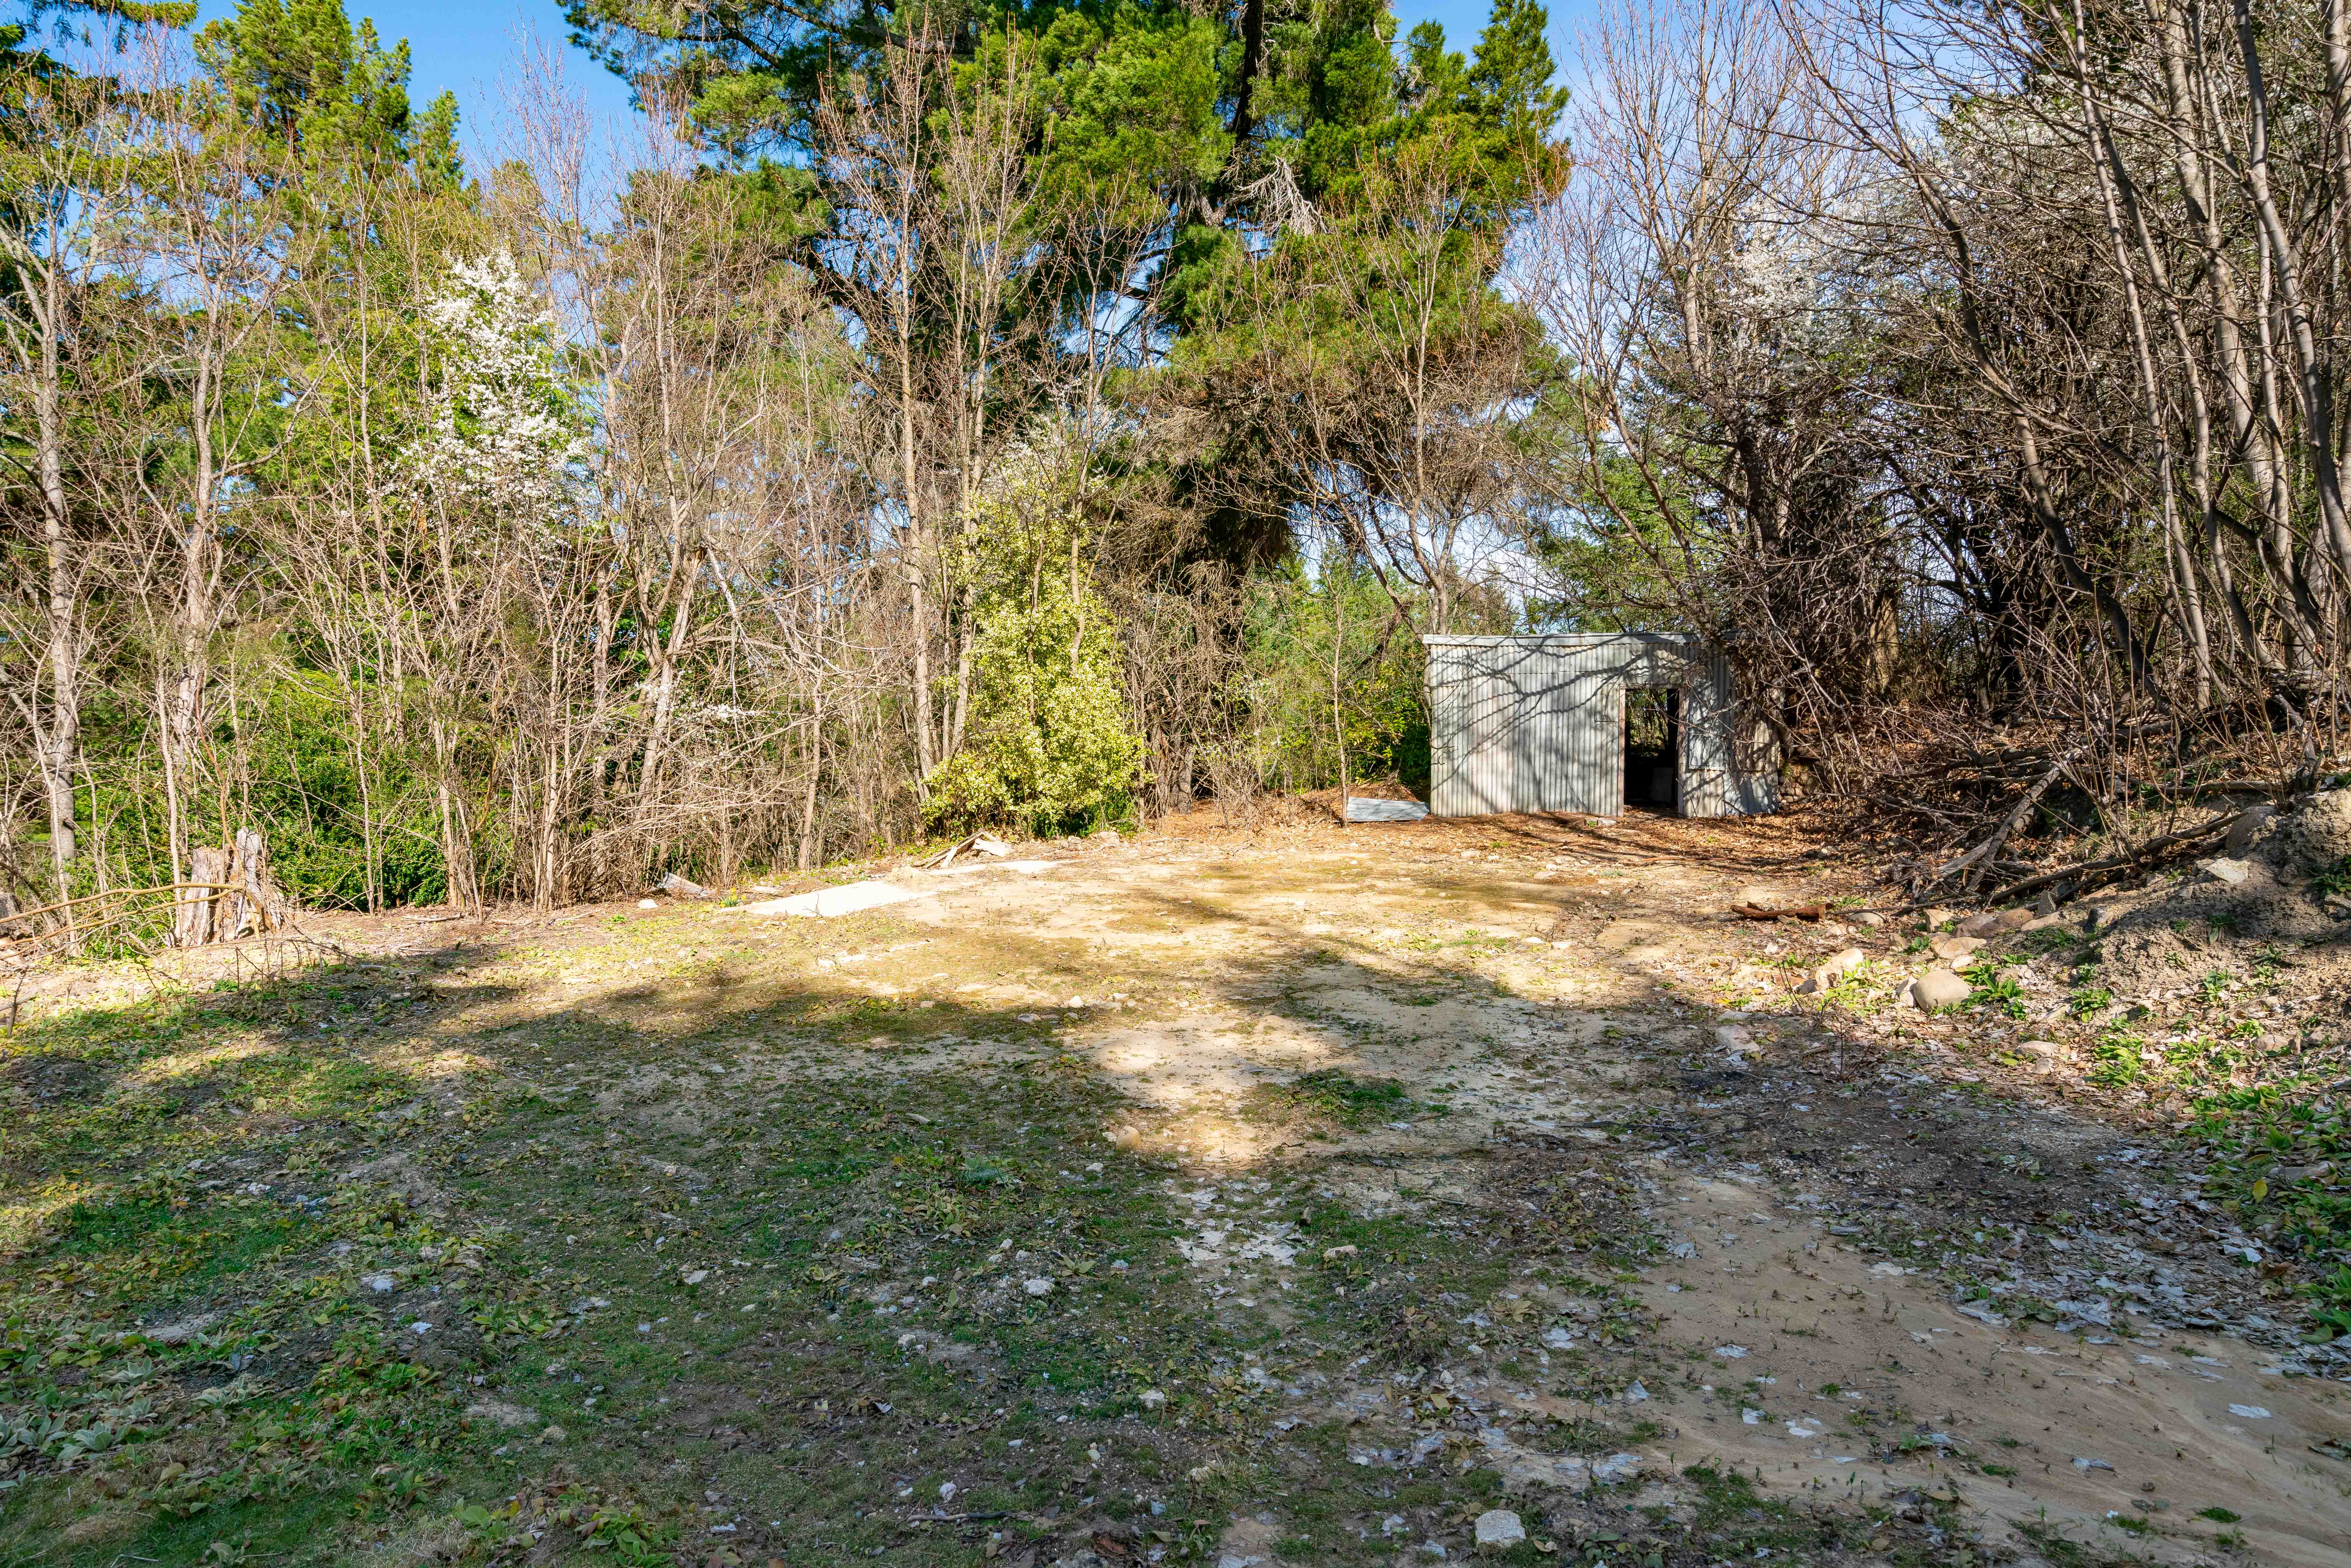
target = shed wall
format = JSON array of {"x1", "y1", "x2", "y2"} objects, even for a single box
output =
[{"x1": 1424, "y1": 634, "x2": 1776, "y2": 819}]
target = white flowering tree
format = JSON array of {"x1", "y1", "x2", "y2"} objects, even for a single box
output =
[
  {"x1": 410, "y1": 250, "x2": 583, "y2": 522},
  {"x1": 401, "y1": 250, "x2": 589, "y2": 911}
]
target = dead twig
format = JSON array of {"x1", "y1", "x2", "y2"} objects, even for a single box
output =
[{"x1": 1976, "y1": 808, "x2": 2238, "y2": 906}]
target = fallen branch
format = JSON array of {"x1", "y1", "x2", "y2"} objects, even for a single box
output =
[
  {"x1": 1926, "y1": 746, "x2": 2085, "y2": 894},
  {"x1": 1730, "y1": 902, "x2": 1825, "y2": 922},
  {"x1": 0, "y1": 882, "x2": 241, "y2": 931},
  {"x1": 1976, "y1": 807, "x2": 2238, "y2": 906}
]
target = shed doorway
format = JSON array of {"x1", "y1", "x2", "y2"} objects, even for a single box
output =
[{"x1": 1622, "y1": 686, "x2": 1680, "y2": 814}]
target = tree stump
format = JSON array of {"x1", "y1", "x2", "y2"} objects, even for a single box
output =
[{"x1": 178, "y1": 845, "x2": 230, "y2": 947}]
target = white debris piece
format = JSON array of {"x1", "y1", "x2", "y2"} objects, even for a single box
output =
[
  {"x1": 1473, "y1": 1510, "x2": 1526, "y2": 1548},
  {"x1": 1346, "y1": 797, "x2": 1430, "y2": 823},
  {"x1": 734, "y1": 880, "x2": 926, "y2": 918}
]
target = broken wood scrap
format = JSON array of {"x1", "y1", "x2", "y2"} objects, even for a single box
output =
[
  {"x1": 1729, "y1": 902, "x2": 1825, "y2": 922},
  {"x1": 912, "y1": 832, "x2": 1013, "y2": 869}
]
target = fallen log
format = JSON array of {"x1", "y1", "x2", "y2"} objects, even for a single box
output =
[{"x1": 1730, "y1": 902, "x2": 1826, "y2": 922}]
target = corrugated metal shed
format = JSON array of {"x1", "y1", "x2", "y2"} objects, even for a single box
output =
[{"x1": 1424, "y1": 633, "x2": 1778, "y2": 819}]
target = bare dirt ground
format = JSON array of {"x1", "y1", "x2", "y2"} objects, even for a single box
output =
[{"x1": 4, "y1": 802, "x2": 2348, "y2": 1568}]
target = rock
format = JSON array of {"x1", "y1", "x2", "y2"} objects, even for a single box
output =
[
  {"x1": 1590, "y1": 1452, "x2": 1644, "y2": 1486},
  {"x1": 1921, "y1": 907, "x2": 1955, "y2": 929},
  {"x1": 2274, "y1": 791, "x2": 2351, "y2": 876},
  {"x1": 539, "y1": 1424, "x2": 567, "y2": 1444},
  {"x1": 657, "y1": 871, "x2": 708, "y2": 898},
  {"x1": 1138, "y1": 1388, "x2": 1167, "y2": 1409},
  {"x1": 636, "y1": 898, "x2": 659, "y2": 909},
  {"x1": 2083, "y1": 903, "x2": 2118, "y2": 932},
  {"x1": 2034, "y1": 889, "x2": 2058, "y2": 916},
  {"x1": 1023, "y1": 1277, "x2": 1055, "y2": 1296},
  {"x1": 1911, "y1": 968, "x2": 1971, "y2": 1009},
  {"x1": 2017, "y1": 1040, "x2": 2063, "y2": 1072},
  {"x1": 2224, "y1": 804, "x2": 2276, "y2": 856},
  {"x1": 1995, "y1": 906, "x2": 2033, "y2": 929},
  {"x1": 1091, "y1": 827, "x2": 1123, "y2": 844},
  {"x1": 2201, "y1": 857, "x2": 2254, "y2": 886},
  {"x1": 1473, "y1": 1510, "x2": 1526, "y2": 1549},
  {"x1": 1713, "y1": 1024, "x2": 1757, "y2": 1058},
  {"x1": 972, "y1": 835, "x2": 1012, "y2": 857},
  {"x1": 1855, "y1": 911, "x2": 1885, "y2": 928},
  {"x1": 465, "y1": 1400, "x2": 538, "y2": 1429},
  {"x1": 1928, "y1": 935, "x2": 1985, "y2": 962},
  {"x1": 1955, "y1": 912, "x2": 2000, "y2": 937},
  {"x1": 1796, "y1": 946, "x2": 1866, "y2": 994},
  {"x1": 144, "y1": 1311, "x2": 221, "y2": 1345},
  {"x1": 2022, "y1": 913, "x2": 2065, "y2": 931}
]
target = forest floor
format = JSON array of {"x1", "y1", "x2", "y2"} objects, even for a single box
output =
[{"x1": 3, "y1": 802, "x2": 2350, "y2": 1568}]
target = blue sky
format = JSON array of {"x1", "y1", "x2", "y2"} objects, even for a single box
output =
[{"x1": 184, "y1": 0, "x2": 1589, "y2": 164}]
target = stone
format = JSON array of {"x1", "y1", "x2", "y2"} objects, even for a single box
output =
[
  {"x1": 1921, "y1": 907, "x2": 1955, "y2": 929},
  {"x1": 539, "y1": 1424, "x2": 567, "y2": 1443},
  {"x1": 2224, "y1": 804, "x2": 2276, "y2": 856},
  {"x1": 1928, "y1": 935, "x2": 1985, "y2": 962},
  {"x1": 1910, "y1": 968, "x2": 1971, "y2": 1009},
  {"x1": 636, "y1": 898, "x2": 659, "y2": 909},
  {"x1": 1473, "y1": 1510, "x2": 1526, "y2": 1549},
  {"x1": 1796, "y1": 946, "x2": 1866, "y2": 994},
  {"x1": 1138, "y1": 1388, "x2": 1167, "y2": 1409},
  {"x1": 2201, "y1": 857, "x2": 2253, "y2": 886},
  {"x1": 1995, "y1": 906, "x2": 2034, "y2": 929},
  {"x1": 1955, "y1": 912, "x2": 2000, "y2": 937},
  {"x1": 464, "y1": 1399, "x2": 538, "y2": 1429},
  {"x1": 1091, "y1": 827, "x2": 1124, "y2": 844},
  {"x1": 656, "y1": 871, "x2": 708, "y2": 898},
  {"x1": 1855, "y1": 911, "x2": 1885, "y2": 928},
  {"x1": 1023, "y1": 1276, "x2": 1055, "y2": 1296},
  {"x1": 144, "y1": 1311, "x2": 221, "y2": 1344},
  {"x1": 2017, "y1": 1040, "x2": 2063, "y2": 1072},
  {"x1": 1590, "y1": 1452, "x2": 1644, "y2": 1486},
  {"x1": 2034, "y1": 889, "x2": 2058, "y2": 916}
]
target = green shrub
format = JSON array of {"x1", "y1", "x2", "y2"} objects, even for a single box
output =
[{"x1": 924, "y1": 431, "x2": 1144, "y2": 837}]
